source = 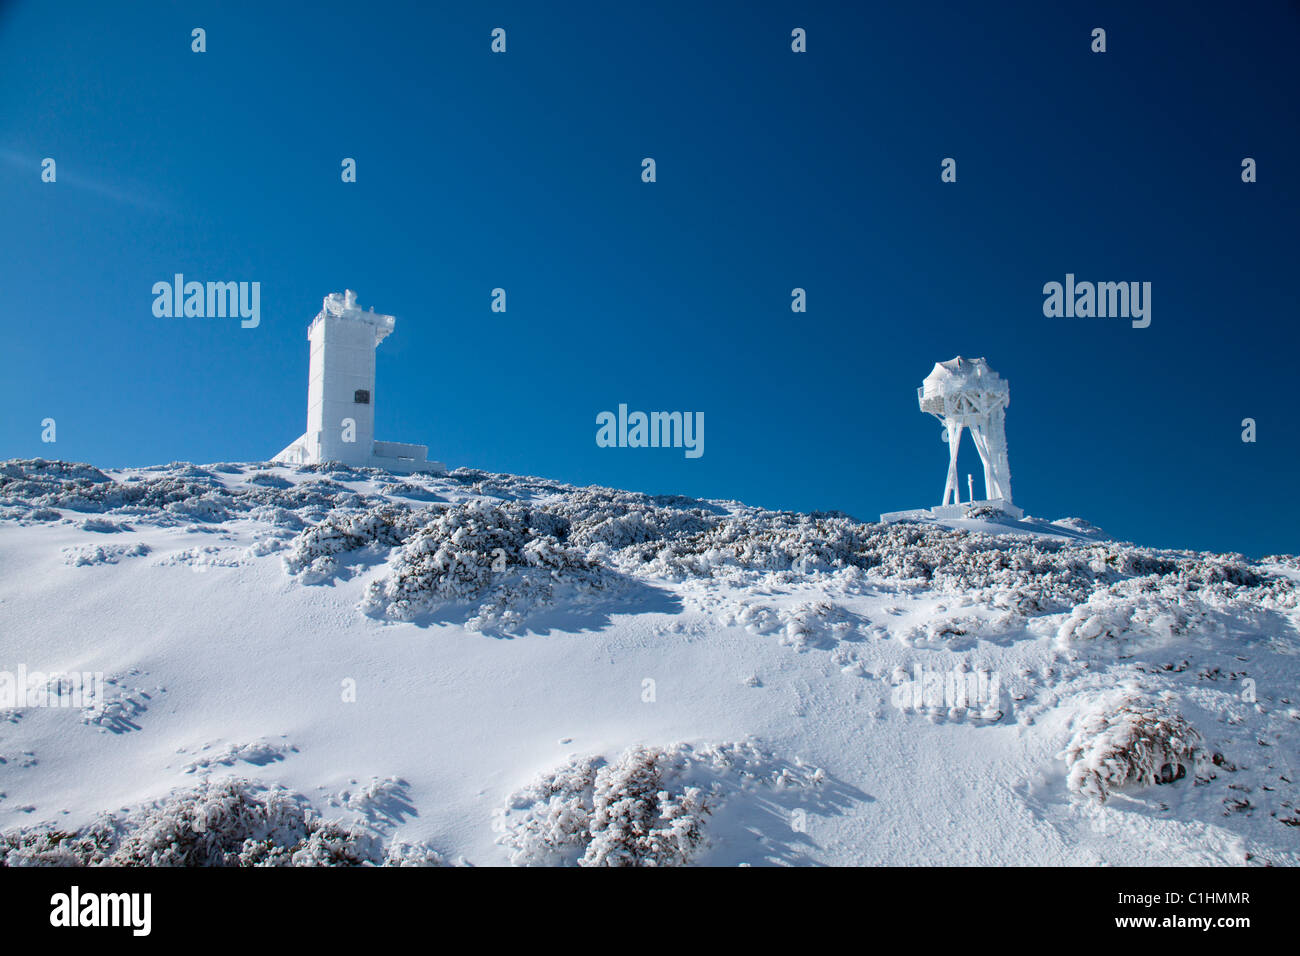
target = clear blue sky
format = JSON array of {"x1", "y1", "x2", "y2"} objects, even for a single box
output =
[{"x1": 1, "y1": 0, "x2": 1296, "y2": 555}]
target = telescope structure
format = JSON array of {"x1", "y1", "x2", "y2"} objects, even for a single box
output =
[
  {"x1": 920, "y1": 356, "x2": 1013, "y2": 508},
  {"x1": 881, "y1": 356, "x2": 1022, "y2": 523}
]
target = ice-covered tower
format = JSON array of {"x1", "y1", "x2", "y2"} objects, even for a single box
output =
[
  {"x1": 918, "y1": 356, "x2": 1013, "y2": 510},
  {"x1": 273, "y1": 291, "x2": 443, "y2": 473}
]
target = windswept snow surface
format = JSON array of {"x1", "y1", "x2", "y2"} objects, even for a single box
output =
[{"x1": 1, "y1": 458, "x2": 1298, "y2": 866}]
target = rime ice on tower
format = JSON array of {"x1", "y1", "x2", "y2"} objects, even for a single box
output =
[
  {"x1": 273, "y1": 291, "x2": 444, "y2": 473},
  {"x1": 881, "y1": 356, "x2": 1023, "y2": 523}
]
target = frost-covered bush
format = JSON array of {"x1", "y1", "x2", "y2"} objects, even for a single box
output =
[
  {"x1": 0, "y1": 819, "x2": 122, "y2": 866},
  {"x1": 546, "y1": 487, "x2": 717, "y2": 551},
  {"x1": 1057, "y1": 587, "x2": 1195, "y2": 648},
  {"x1": 617, "y1": 505, "x2": 1293, "y2": 625},
  {"x1": 631, "y1": 509, "x2": 1107, "y2": 613},
  {"x1": 0, "y1": 459, "x2": 392, "y2": 528},
  {"x1": 282, "y1": 506, "x2": 412, "y2": 582},
  {"x1": 498, "y1": 755, "x2": 602, "y2": 866},
  {"x1": 246, "y1": 471, "x2": 290, "y2": 488},
  {"x1": 4, "y1": 458, "x2": 1294, "y2": 641},
  {"x1": 1061, "y1": 690, "x2": 1206, "y2": 803},
  {"x1": 631, "y1": 509, "x2": 879, "y2": 580},
  {"x1": 1054, "y1": 560, "x2": 1290, "y2": 649},
  {"x1": 500, "y1": 746, "x2": 712, "y2": 866},
  {"x1": 252, "y1": 505, "x2": 308, "y2": 530},
  {"x1": 583, "y1": 748, "x2": 711, "y2": 867},
  {"x1": 498, "y1": 741, "x2": 824, "y2": 866},
  {"x1": 62, "y1": 542, "x2": 150, "y2": 567},
  {"x1": 0, "y1": 459, "x2": 226, "y2": 522},
  {"x1": 0, "y1": 459, "x2": 111, "y2": 484},
  {"x1": 721, "y1": 598, "x2": 862, "y2": 649},
  {"x1": 110, "y1": 778, "x2": 317, "y2": 866},
  {"x1": 163, "y1": 494, "x2": 231, "y2": 522},
  {"x1": 1, "y1": 779, "x2": 442, "y2": 867},
  {"x1": 361, "y1": 500, "x2": 611, "y2": 628}
]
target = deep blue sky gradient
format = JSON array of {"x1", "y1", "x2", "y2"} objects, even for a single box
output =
[{"x1": 1, "y1": 0, "x2": 1297, "y2": 555}]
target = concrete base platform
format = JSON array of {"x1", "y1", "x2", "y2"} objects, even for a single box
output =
[{"x1": 880, "y1": 498, "x2": 1023, "y2": 523}]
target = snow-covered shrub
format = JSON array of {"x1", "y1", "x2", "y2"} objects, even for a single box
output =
[
  {"x1": 633, "y1": 509, "x2": 1101, "y2": 613},
  {"x1": 247, "y1": 471, "x2": 291, "y2": 489},
  {"x1": 282, "y1": 506, "x2": 411, "y2": 582},
  {"x1": 361, "y1": 500, "x2": 610, "y2": 628},
  {"x1": 4, "y1": 458, "x2": 1295, "y2": 642},
  {"x1": 62, "y1": 542, "x2": 150, "y2": 567},
  {"x1": 1061, "y1": 690, "x2": 1206, "y2": 803},
  {"x1": 246, "y1": 535, "x2": 288, "y2": 557},
  {"x1": 1056, "y1": 586, "x2": 1194, "y2": 648},
  {"x1": 251, "y1": 505, "x2": 307, "y2": 530},
  {"x1": 384, "y1": 481, "x2": 444, "y2": 502},
  {"x1": 0, "y1": 819, "x2": 122, "y2": 866},
  {"x1": 1054, "y1": 558, "x2": 1287, "y2": 649},
  {"x1": 910, "y1": 613, "x2": 987, "y2": 645},
  {"x1": 497, "y1": 755, "x2": 602, "y2": 866},
  {"x1": 152, "y1": 546, "x2": 243, "y2": 572},
  {"x1": 500, "y1": 746, "x2": 712, "y2": 866},
  {"x1": 634, "y1": 509, "x2": 880, "y2": 580},
  {"x1": 583, "y1": 747, "x2": 711, "y2": 867},
  {"x1": 109, "y1": 778, "x2": 314, "y2": 866},
  {"x1": 1, "y1": 779, "x2": 442, "y2": 867},
  {"x1": 615, "y1": 502, "x2": 1295, "y2": 623},
  {"x1": 0, "y1": 459, "x2": 111, "y2": 484},
  {"x1": 383, "y1": 842, "x2": 448, "y2": 866},
  {"x1": 161, "y1": 494, "x2": 231, "y2": 523},
  {"x1": 498, "y1": 741, "x2": 824, "y2": 866},
  {"x1": 721, "y1": 599, "x2": 861, "y2": 649},
  {"x1": 0, "y1": 458, "x2": 390, "y2": 528},
  {"x1": 547, "y1": 487, "x2": 717, "y2": 552}
]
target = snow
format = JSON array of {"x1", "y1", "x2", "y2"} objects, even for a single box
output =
[{"x1": 1, "y1": 457, "x2": 1298, "y2": 865}]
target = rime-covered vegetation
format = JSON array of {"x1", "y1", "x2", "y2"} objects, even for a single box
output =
[
  {"x1": 0, "y1": 778, "x2": 442, "y2": 867},
  {"x1": 5, "y1": 457, "x2": 1291, "y2": 639},
  {"x1": 497, "y1": 741, "x2": 824, "y2": 866},
  {"x1": 1061, "y1": 689, "x2": 1207, "y2": 803}
]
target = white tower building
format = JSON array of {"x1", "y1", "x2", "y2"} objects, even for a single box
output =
[
  {"x1": 274, "y1": 291, "x2": 443, "y2": 473},
  {"x1": 918, "y1": 356, "x2": 1014, "y2": 512}
]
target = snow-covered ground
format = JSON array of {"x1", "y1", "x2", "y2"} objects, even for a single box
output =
[{"x1": 0, "y1": 458, "x2": 1297, "y2": 866}]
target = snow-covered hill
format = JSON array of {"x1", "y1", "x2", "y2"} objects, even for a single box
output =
[{"x1": 1, "y1": 458, "x2": 1297, "y2": 866}]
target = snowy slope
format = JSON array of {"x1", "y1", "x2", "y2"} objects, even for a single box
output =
[{"x1": 0, "y1": 458, "x2": 1297, "y2": 866}]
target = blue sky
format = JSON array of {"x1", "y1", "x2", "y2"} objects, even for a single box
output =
[{"x1": 1, "y1": 0, "x2": 1296, "y2": 555}]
